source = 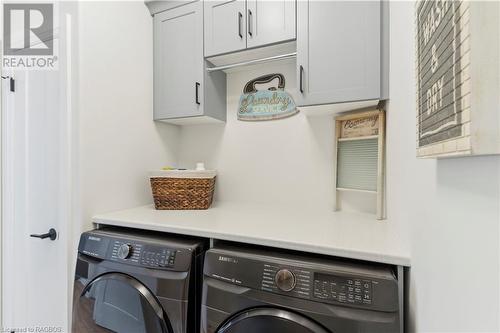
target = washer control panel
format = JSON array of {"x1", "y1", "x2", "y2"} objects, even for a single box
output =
[
  {"x1": 313, "y1": 273, "x2": 373, "y2": 305},
  {"x1": 204, "y1": 248, "x2": 399, "y2": 312},
  {"x1": 260, "y1": 266, "x2": 374, "y2": 306}
]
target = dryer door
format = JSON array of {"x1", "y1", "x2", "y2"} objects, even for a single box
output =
[
  {"x1": 73, "y1": 272, "x2": 172, "y2": 333},
  {"x1": 217, "y1": 307, "x2": 331, "y2": 333}
]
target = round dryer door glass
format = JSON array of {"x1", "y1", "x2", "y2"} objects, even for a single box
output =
[
  {"x1": 73, "y1": 273, "x2": 171, "y2": 333},
  {"x1": 217, "y1": 308, "x2": 330, "y2": 333}
]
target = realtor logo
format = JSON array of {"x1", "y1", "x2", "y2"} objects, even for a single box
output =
[{"x1": 3, "y1": 3, "x2": 58, "y2": 70}]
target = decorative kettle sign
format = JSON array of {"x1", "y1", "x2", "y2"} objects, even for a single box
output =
[{"x1": 238, "y1": 73, "x2": 298, "y2": 121}]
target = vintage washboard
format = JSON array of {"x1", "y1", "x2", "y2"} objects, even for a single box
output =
[{"x1": 335, "y1": 109, "x2": 386, "y2": 220}]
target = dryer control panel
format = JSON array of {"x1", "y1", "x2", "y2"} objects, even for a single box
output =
[
  {"x1": 110, "y1": 240, "x2": 178, "y2": 268},
  {"x1": 77, "y1": 230, "x2": 195, "y2": 271}
]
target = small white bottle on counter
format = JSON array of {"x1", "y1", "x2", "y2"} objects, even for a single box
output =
[{"x1": 196, "y1": 162, "x2": 205, "y2": 171}]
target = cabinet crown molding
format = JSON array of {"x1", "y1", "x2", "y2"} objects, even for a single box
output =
[{"x1": 145, "y1": 0, "x2": 198, "y2": 16}]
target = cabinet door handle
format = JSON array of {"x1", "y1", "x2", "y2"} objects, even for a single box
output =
[
  {"x1": 299, "y1": 65, "x2": 304, "y2": 93},
  {"x1": 195, "y1": 82, "x2": 201, "y2": 105},
  {"x1": 238, "y1": 12, "x2": 243, "y2": 38},
  {"x1": 248, "y1": 10, "x2": 253, "y2": 37}
]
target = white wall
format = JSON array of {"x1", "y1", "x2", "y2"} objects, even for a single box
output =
[
  {"x1": 178, "y1": 2, "x2": 500, "y2": 332},
  {"x1": 388, "y1": 2, "x2": 499, "y2": 332},
  {"x1": 77, "y1": 1, "x2": 179, "y2": 233}
]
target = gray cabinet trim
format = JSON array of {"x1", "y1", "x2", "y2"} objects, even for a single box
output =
[{"x1": 145, "y1": 0, "x2": 199, "y2": 16}]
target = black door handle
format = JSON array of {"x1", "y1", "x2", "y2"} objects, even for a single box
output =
[
  {"x1": 30, "y1": 228, "x2": 57, "y2": 241},
  {"x1": 2, "y1": 76, "x2": 15, "y2": 92}
]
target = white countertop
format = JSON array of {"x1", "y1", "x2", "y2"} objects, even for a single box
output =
[{"x1": 93, "y1": 202, "x2": 410, "y2": 266}]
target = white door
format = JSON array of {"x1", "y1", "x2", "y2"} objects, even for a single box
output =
[{"x1": 2, "y1": 33, "x2": 71, "y2": 332}]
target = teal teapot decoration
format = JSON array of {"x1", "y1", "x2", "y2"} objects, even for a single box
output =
[{"x1": 238, "y1": 73, "x2": 298, "y2": 121}]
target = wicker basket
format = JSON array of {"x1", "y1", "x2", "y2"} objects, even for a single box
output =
[{"x1": 150, "y1": 170, "x2": 216, "y2": 210}]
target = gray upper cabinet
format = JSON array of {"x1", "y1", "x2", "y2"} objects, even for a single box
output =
[
  {"x1": 154, "y1": 3, "x2": 203, "y2": 119},
  {"x1": 152, "y1": 1, "x2": 226, "y2": 124},
  {"x1": 246, "y1": 0, "x2": 296, "y2": 49},
  {"x1": 204, "y1": 0, "x2": 247, "y2": 57},
  {"x1": 296, "y1": 1, "x2": 386, "y2": 107},
  {"x1": 146, "y1": 0, "x2": 387, "y2": 122},
  {"x1": 205, "y1": 0, "x2": 297, "y2": 58}
]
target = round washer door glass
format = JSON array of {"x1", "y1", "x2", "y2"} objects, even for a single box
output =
[
  {"x1": 73, "y1": 273, "x2": 171, "y2": 333},
  {"x1": 217, "y1": 308, "x2": 330, "y2": 333}
]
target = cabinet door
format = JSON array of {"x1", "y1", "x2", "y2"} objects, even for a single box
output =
[
  {"x1": 297, "y1": 1, "x2": 381, "y2": 106},
  {"x1": 154, "y1": 2, "x2": 204, "y2": 120},
  {"x1": 204, "y1": 0, "x2": 247, "y2": 57},
  {"x1": 246, "y1": 0, "x2": 296, "y2": 49}
]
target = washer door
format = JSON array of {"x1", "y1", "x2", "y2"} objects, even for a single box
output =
[
  {"x1": 217, "y1": 308, "x2": 330, "y2": 333},
  {"x1": 73, "y1": 272, "x2": 171, "y2": 333}
]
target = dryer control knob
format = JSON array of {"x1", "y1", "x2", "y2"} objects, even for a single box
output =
[
  {"x1": 117, "y1": 244, "x2": 132, "y2": 259},
  {"x1": 275, "y1": 269, "x2": 296, "y2": 292}
]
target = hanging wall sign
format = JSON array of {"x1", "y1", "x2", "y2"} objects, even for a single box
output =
[
  {"x1": 238, "y1": 73, "x2": 298, "y2": 121},
  {"x1": 416, "y1": 0, "x2": 471, "y2": 157}
]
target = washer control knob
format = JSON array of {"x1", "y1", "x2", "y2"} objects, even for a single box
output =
[
  {"x1": 275, "y1": 269, "x2": 296, "y2": 292},
  {"x1": 117, "y1": 244, "x2": 132, "y2": 259}
]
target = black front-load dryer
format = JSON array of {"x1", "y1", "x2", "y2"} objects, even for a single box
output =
[
  {"x1": 202, "y1": 244, "x2": 402, "y2": 333},
  {"x1": 72, "y1": 227, "x2": 208, "y2": 333}
]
